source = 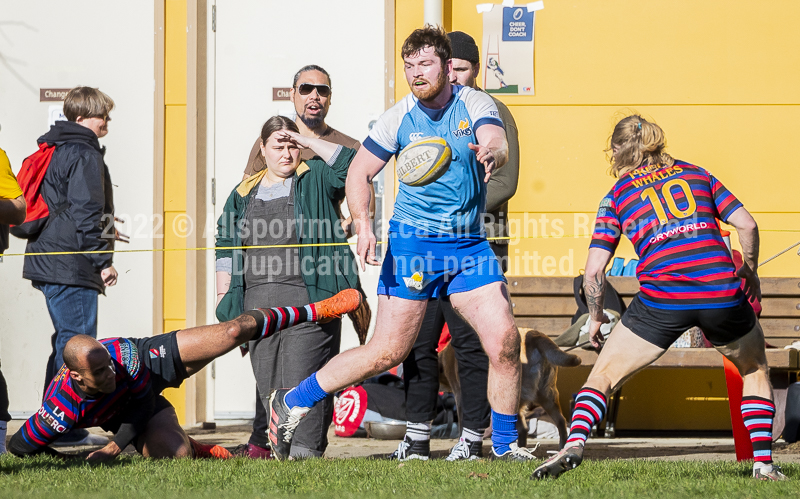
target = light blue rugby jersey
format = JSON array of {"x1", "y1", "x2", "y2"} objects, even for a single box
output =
[{"x1": 363, "y1": 85, "x2": 503, "y2": 236}]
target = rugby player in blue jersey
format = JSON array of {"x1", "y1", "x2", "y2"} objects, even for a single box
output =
[
  {"x1": 533, "y1": 115, "x2": 787, "y2": 481},
  {"x1": 268, "y1": 25, "x2": 532, "y2": 462}
]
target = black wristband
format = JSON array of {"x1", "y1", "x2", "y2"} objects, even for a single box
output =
[{"x1": 242, "y1": 310, "x2": 266, "y2": 341}]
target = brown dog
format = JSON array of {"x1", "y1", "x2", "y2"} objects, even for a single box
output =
[{"x1": 439, "y1": 328, "x2": 581, "y2": 449}]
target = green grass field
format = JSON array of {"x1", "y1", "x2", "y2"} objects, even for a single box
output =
[{"x1": 0, "y1": 455, "x2": 797, "y2": 499}]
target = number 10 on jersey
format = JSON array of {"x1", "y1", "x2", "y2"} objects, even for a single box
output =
[{"x1": 640, "y1": 178, "x2": 697, "y2": 225}]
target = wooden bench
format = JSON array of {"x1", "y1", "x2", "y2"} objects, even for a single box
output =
[
  {"x1": 509, "y1": 276, "x2": 800, "y2": 436},
  {"x1": 510, "y1": 276, "x2": 800, "y2": 368}
]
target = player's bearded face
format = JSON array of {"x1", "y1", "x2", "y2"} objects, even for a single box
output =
[
  {"x1": 410, "y1": 64, "x2": 448, "y2": 101},
  {"x1": 405, "y1": 46, "x2": 449, "y2": 102}
]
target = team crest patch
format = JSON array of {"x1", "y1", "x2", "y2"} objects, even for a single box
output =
[
  {"x1": 149, "y1": 345, "x2": 167, "y2": 359},
  {"x1": 451, "y1": 119, "x2": 473, "y2": 138},
  {"x1": 403, "y1": 271, "x2": 430, "y2": 291},
  {"x1": 597, "y1": 196, "x2": 612, "y2": 217}
]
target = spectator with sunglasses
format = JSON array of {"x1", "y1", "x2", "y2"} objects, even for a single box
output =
[
  {"x1": 244, "y1": 65, "x2": 375, "y2": 236},
  {"x1": 236, "y1": 66, "x2": 373, "y2": 459},
  {"x1": 244, "y1": 65, "x2": 357, "y2": 180}
]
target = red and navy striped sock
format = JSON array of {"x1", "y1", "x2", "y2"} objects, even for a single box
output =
[
  {"x1": 567, "y1": 388, "x2": 607, "y2": 447},
  {"x1": 741, "y1": 396, "x2": 775, "y2": 464},
  {"x1": 244, "y1": 304, "x2": 317, "y2": 341}
]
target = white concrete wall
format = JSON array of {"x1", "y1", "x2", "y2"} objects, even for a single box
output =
[
  {"x1": 210, "y1": 0, "x2": 389, "y2": 418},
  {"x1": 0, "y1": 1, "x2": 155, "y2": 416}
]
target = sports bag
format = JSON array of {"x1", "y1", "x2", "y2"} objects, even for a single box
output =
[{"x1": 10, "y1": 143, "x2": 59, "y2": 239}]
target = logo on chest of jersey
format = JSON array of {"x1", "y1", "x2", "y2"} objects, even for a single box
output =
[
  {"x1": 451, "y1": 119, "x2": 473, "y2": 138},
  {"x1": 409, "y1": 132, "x2": 425, "y2": 141}
]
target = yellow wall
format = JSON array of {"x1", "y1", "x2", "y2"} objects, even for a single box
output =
[
  {"x1": 394, "y1": 0, "x2": 800, "y2": 431},
  {"x1": 161, "y1": 0, "x2": 188, "y2": 422},
  {"x1": 396, "y1": 0, "x2": 800, "y2": 278}
]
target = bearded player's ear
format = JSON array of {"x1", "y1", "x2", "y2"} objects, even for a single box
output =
[{"x1": 69, "y1": 370, "x2": 83, "y2": 383}]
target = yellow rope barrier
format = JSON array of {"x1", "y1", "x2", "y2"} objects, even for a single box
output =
[{"x1": 3, "y1": 230, "x2": 799, "y2": 262}]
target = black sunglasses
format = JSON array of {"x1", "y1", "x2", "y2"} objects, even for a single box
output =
[{"x1": 296, "y1": 83, "x2": 331, "y2": 97}]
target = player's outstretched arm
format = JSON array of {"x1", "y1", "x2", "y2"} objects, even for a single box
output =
[
  {"x1": 584, "y1": 247, "x2": 614, "y2": 348},
  {"x1": 726, "y1": 206, "x2": 761, "y2": 301},
  {"x1": 472, "y1": 123, "x2": 508, "y2": 182},
  {"x1": 346, "y1": 147, "x2": 387, "y2": 270}
]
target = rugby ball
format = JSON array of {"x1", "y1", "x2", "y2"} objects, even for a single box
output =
[{"x1": 396, "y1": 136, "x2": 452, "y2": 187}]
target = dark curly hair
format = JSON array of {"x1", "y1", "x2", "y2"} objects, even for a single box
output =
[{"x1": 401, "y1": 24, "x2": 451, "y2": 68}]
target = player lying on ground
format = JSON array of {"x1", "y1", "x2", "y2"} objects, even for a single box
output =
[
  {"x1": 532, "y1": 115, "x2": 787, "y2": 481},
  {"x1": 8, "y1": 289, "x2": 360, "y2": 462},
  {"x1": 268, "y1": 25, "x2": 533, "y2": 462}
]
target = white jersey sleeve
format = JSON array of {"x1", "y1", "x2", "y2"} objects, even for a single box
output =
[
  {"x1": 459, "y1": 86, "x2": 503, "y2": 131},
  {"x1": 363, "y1": 95, "x2": 416, "y2": 162}
]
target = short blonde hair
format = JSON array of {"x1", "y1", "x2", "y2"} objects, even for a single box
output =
[
  {"x1": 607, "y1": 115, "x2": 674, "y2": 178},
  {"x1": 63, "y1": 86, "x2": 115, "y2": 122}
]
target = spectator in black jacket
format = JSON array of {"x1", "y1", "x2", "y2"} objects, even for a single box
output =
[{"x1": 23, "y1": 86, "x2": 117, "y2": 446}]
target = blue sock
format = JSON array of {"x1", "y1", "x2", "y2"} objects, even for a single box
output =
[
  {"x1": 491, "y1": 410, "x2": 518, "y2": 455},
  {"x1": 284, "y1": 373, "x2": 328, "y2": 409}
]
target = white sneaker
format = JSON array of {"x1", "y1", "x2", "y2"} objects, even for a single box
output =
[
  {"x1": 445, "y1": 437, "x2": 482, "y2": 461},
  {"x1": 753, "y1": 463, "x2": 789, "y2": 481},
  {"x1": 387, "y1": 435, "x2": 430, "y2": 461}
]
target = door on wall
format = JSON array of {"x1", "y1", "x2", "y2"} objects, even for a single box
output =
[{"x1": 210, "y1": 0, "x2": 388, "y2": 420}]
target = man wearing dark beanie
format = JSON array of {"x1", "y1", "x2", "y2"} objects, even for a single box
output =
[{"x1": 388, "y1": 30, "x2": 521, "y2": 461}]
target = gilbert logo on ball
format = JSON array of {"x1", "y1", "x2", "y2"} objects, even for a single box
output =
[{"x1": 396, "y1": 136, "x2": 452, "y2": 186}]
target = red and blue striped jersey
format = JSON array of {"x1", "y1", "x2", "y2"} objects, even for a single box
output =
[
  {"x1": 590, "y1": 161, "x2": 744, "y2": 309},
  {"x1": 17, "y1": 338, "x2": 151, "y2": 450}
]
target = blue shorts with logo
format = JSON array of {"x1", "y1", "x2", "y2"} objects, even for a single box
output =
[{"x1": 377, "y1": 221, "x2": 506, "y2": 300}]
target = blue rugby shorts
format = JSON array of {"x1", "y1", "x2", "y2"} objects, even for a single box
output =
[{"x1": 377, "y1": 221, "x2": 506, "y2": 300}]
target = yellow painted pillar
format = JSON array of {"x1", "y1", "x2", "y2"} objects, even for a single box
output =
[{"x1": 161, "y1": 0, "x2": 188, "y2": 422}]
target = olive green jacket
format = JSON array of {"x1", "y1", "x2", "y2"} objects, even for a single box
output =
[{"x1": 215, "y1": 146, "x2": 359, "y2": 322}]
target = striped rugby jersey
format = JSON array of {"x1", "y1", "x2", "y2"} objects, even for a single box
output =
[
  {"x1": 17, "y1": 338, "x2": 151, "y2": 450},
  {"x1": 590, "y1": 161, "x2": 744, "y2": 309}
]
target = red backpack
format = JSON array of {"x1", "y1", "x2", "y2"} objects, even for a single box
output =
[{"x1": 10, "y1": 143, "x2": 58, "y2": 239}]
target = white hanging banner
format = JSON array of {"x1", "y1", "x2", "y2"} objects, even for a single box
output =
[{"x1": 481, "y1": 3, "x2": 537, "y2": 95}]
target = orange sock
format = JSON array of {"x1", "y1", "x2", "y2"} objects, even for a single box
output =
[{"x1": 188, "y1": 436, "x2": 233, "y2": 459}]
